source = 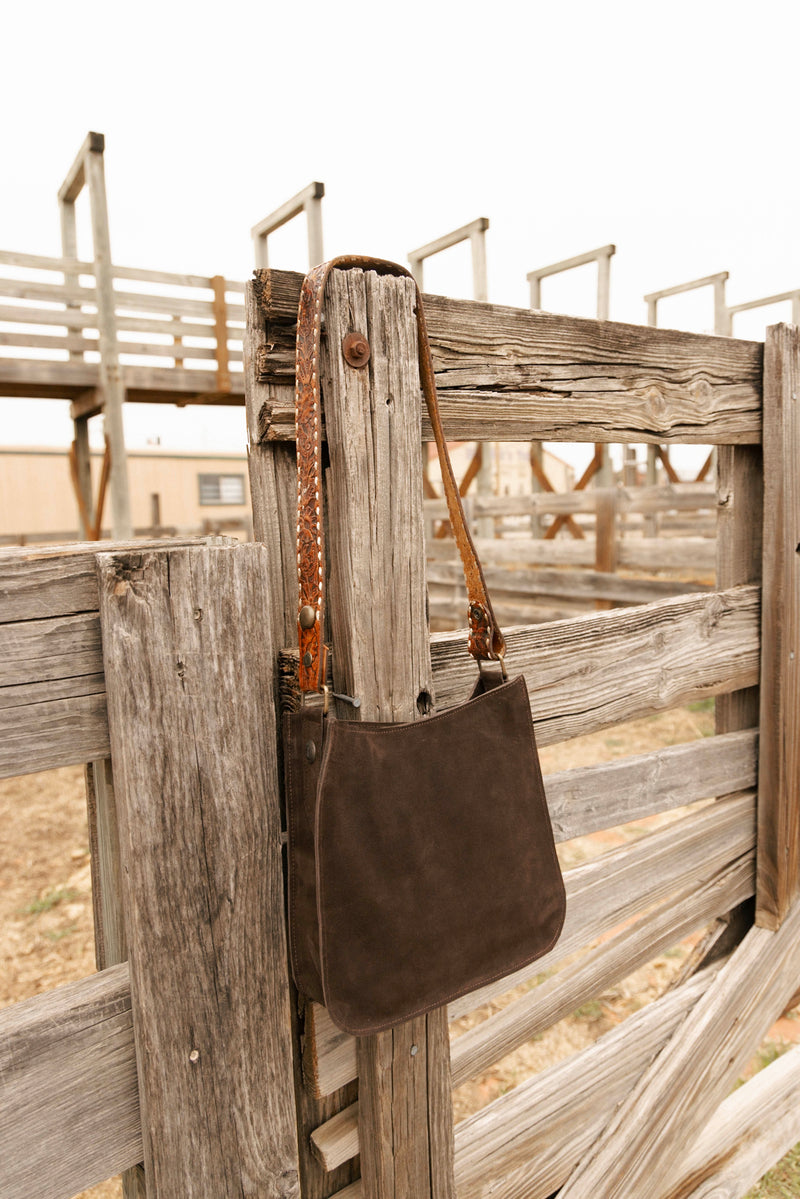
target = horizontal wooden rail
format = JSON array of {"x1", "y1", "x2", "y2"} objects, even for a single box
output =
[
  {"x1": 0, "y1": 963, "x2": 141, "y2": 1199},
  {"x1": 429, "y1": 584, "x2": 758, "y2": 739},
  {"x1": 0, "y1": 248, "x2": 245, "y2": 293},
  {"x1": 453, "y1": 967, "x2": 721, "y2": 1199},
  {"x1": 425, "y1": 482, "x2": 717, "y2": 520},
  {"x1": 254, "y1": 269, "x2": 763, "y2": 444},
  {"x1": 427, "y1": 536, "x2": 717, "y2": 572},
  {"x1": 426, "y1": 562, "x2": 711, "y2": 606},
  {"x1": 3, "y1": 570, "x2": 758, "y2": 779}
]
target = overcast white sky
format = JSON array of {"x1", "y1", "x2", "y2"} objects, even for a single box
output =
[{"x1": 2, "y1": 0, "x2": 799, "y2": 473}]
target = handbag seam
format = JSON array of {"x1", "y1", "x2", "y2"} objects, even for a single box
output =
[
  {"x1": 314, "y1": 676, "x2": 567, "y2": 1036},
  {"x1": 324, "y1": 674, "x2": 526, "y2": 743}
]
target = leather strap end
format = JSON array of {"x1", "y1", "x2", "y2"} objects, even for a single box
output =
[{"x1": 467, "y1": 603, "x2": 506, "y2": 662}]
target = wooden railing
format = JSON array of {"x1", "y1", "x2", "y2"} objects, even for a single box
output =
[
  {"x1": 0, "y1": 249, "x2": 246, "y2": 402},
  {"x1": 1, "y1": 272, "x2": 798, "y2": 1199}
]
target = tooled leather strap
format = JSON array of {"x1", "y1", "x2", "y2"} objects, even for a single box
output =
[{"x1": 296, "y1": 255, "x2": 506, "y2": 695}]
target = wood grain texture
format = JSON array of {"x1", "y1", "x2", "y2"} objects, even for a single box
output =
[
  {"x1": 449, "y1": 853, "x2": 753, "y2": 1087},
  {"x1": 452, "y1": 967, "x2": 721, "y2": 1199},
  {"x1": 0, "y1": 537, "x2": 220, "y2": 779},
  {"x1": 665, "y1": 1042, "x2": 800, "y2": 1199},
  {"x1": 756, "y1": 323, "x2": 800, "y2": 928},
  {"x1": 557, "y1": 895, "x2": 800, "y2": 1199},
  {"x1": 431, "y1": 584, "x2": 759, "y2": 743},
  {"x1": 319, "y1": 268, "x2": 455, "y2": 1198},
  {"x1": 97, "y1": 545, "x2": 300, "y2": 1198},
  {"x1": 0, "y1": 963, "x2": 141, "y2": 1199},
  {"x1": 255, "y1": 270, "x2": 762, "y2": 444}
]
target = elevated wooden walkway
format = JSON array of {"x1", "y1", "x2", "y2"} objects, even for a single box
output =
[{"x1": 0, "y1": 249, "x2": 246, "y2": 408}]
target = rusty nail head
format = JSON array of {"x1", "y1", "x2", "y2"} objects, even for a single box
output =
[{"x1": 343, "y1": 332, "x2": 370, "y2": 369}]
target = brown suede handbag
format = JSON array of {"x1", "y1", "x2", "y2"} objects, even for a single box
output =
[{"x1": 283, "y1": 257, "x2": 566, "y2": 1036}]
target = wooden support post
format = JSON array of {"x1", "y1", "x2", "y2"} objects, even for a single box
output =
[
  {"x1": 594, "y1": 489, "x2": 618, "y2": 610},
  {"x1": 70, "y1": 421, "x2": 94, "y2": 539},
  {"x1": 59, "y1": 133, "x2": 132, "y2": 538},
  {"x1": 756, "y1": 324, "x2": 800, "y2": 928},
  {"x1": 244, "y1": 279, "x2": 361, "y2": 1199},
  {"x1": 475, "y1": 440, "x2": 494, "y2": 539},
  {"x1": 97, "y1": 544, "x2": 301, "y2": 1197},
  {"x1": 211, "y1": 275, "x2": 232, "y2": 394},
  {"x1": 319, "y1": 267, "x2": 455, "y2": 1199},
  {"x1": 251, "y1": 182, "x2": 326, "y2": 270}
]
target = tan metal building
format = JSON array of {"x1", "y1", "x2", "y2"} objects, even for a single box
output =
[{"x1": 0, "y1": 446, "x2": 253, "y2": 543}]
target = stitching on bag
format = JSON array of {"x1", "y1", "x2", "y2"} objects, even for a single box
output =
[
  {"x1": 326, "y1": 674, "x2": 525, "y2": 742},
  {"x1": 315, "y1": 677, "x2": 568, "y2": 1035}
]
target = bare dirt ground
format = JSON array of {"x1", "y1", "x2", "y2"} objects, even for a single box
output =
[{"x1": 3, "y1": 703, "x2": 797, "y2": 1198}]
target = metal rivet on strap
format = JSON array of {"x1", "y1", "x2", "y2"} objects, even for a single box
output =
[
  {"x1": 303, "y1": 652, "x2": 313, "y2": 668},
  {"x1": 299, "y1": 604, "x2": 316, "y2": 629}
]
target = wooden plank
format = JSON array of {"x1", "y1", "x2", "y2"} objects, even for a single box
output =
[
  {"x1": 429, "y1": 584, "x2": 759, "y2": 744},
  {"x1": 667, "y1": 1042, "x2": 800, "y2": 1199},
  {"x1": 557, "y1": 895, "x2": 800, "y2": 1199},
  {"x1": 307, "y1": 792, "x2": 754, "y2": 1116},
  {"x1": 0, "y1": 690, "x2": 109, "y2": 778},
  {"x1": 97, "y1": 545, "x2": 300, "y2": 1197},
  {"x1": 424, "y1": 561, "x2": 711, "y2": 604},
  {"x1": 255, "y1": 270, "x2": 763, "y2": 444},
  {"x1": 0, "y1": 536, "x2": 203, "y2": 622},
  {"x1": 544, "y1": 728, "x2": 757, "y2": 840},
  {"x1": 424, "y1": 482, "x2": 717, "y2": 518},
  {"x1": 0, "y1": 963, "x2": 141, "y2": 1199},
  {"x1": 319, "y1": 267, "x2": 455, "y2": 1199},
  {"x1": 756, "y1": 323, "x2": 800, "y2": 928},
  {"x1": 452, "y1": 966, "x2": 720, "y2": 1199},
  {"x1": 450, "y1": 851, "x2": 753, "y2": 1088},
  {"x1": 425, "y1": 535, "x2": 716, "y2": 572}
]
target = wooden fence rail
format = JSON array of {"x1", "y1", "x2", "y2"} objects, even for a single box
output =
[{"x1": 0, "y1": 269, "x2": 798, "y2": 1199}]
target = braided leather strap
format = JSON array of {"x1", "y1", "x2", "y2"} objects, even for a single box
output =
[{"x1": 295, "y1": 256, "x2": 506, "y2": 695}]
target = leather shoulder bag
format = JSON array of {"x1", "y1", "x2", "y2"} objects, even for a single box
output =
[{"x1": 283, "y1": 257, "x2": 566, "y2": 1035}]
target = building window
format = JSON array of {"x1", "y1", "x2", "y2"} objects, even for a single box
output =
[{"x1": 198, "y1": 473, "x2": 246, "y2": 506}]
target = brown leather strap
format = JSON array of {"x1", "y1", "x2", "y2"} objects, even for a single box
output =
[{"x1": 296, "y1": 256, "x2": 506, "y2": 695}]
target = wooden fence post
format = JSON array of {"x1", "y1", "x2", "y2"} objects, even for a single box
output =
[
  {"x1": 97, "y1": 544, "x2": 301, "y2": 1198},
  {"x1": 757, "y1": 323, "x2": 800, "y2": 928},
  {"x1": 318, "y1": 267, "x2": 456, "y2": 1199}
]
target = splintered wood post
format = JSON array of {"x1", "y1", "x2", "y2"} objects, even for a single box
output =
[
  {"x1": 756, "y1": 324, "x2": 800, "y2": 928},
  {"x1": 97, "y1": 544, "x2": 300, "y2": 1198},
  {"x1": 244, "y1": 276, "x2": 361, "y2": 1199},
  {"x1": 319, "y1": 267, "x2": 456, "y2": 1199}
]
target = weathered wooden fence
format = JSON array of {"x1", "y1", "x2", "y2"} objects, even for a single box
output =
[{"x1": 0, "y1": 267, "x2": 798, "y2": 1199}]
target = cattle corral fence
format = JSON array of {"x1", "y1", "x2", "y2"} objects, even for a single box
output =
[{"x1": 0, "y1": 265, "x2": 798, "y2": 1199}]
